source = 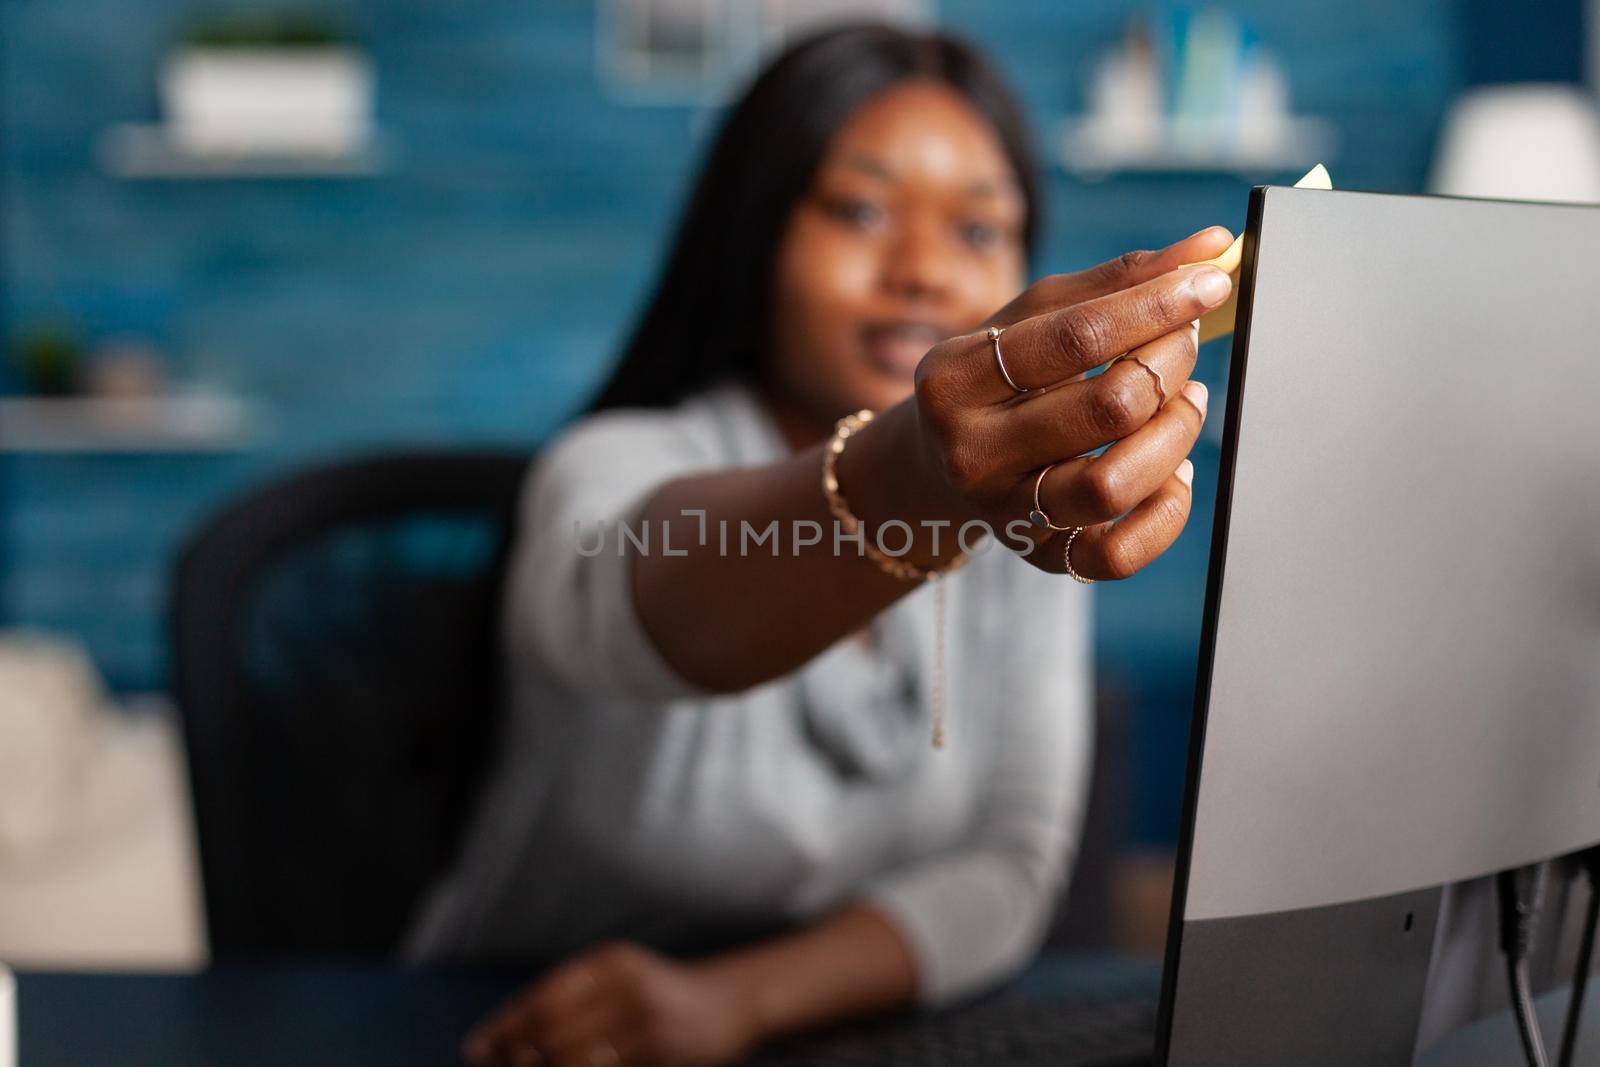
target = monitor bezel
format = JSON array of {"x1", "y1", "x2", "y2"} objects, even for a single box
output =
[{"x1": 1154, "y1": 184, "x2": 1269, "y2": 1062}]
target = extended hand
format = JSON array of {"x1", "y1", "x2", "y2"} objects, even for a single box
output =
[{"x1": 905, "y1": 227, "x2": 1234, "y2": 580}]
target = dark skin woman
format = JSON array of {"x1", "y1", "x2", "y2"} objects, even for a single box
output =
[{"x1": 446, "y1": 25, "x2": 1230, "y2": 1067}]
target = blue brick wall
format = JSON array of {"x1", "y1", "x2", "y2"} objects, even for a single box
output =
[{"x1": 1, "y1": 0, "x2": 1500, "y2": 841}]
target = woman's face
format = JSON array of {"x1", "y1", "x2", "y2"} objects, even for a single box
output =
[{"x1": 768, "y1": 79, "x2": 1028, "y2": 428}]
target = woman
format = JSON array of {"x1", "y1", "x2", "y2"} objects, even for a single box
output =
[{"x1": 414, "y1": 23, "x2": 1232, "y2": 1067}]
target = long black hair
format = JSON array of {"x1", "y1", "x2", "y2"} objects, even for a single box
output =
[{"x1": 588, "y1": 23, "x2": 1041, "y2": 412}]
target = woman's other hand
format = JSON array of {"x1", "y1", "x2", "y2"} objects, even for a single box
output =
[
  {"x1": 888, "y1": 226, "x2": 1235, "y2": 580},
  {"x1": 463, "y1": 942, "x2": 756, "y2": 1067}
]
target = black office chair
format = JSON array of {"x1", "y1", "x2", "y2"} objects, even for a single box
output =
[{"x1": 171, "y1": 450, "x2": 531, "y2": 959}]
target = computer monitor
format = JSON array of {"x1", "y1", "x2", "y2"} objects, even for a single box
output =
[{"x1": 1155, "y1": 186, "x2": 1600, "y2": 1065}]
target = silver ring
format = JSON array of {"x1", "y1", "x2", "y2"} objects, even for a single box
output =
[
  {"x1": 1028, "y1": 464, "x2": 1076, "y2": 531},
  {"x1": 988, "y1": 325, "x2": 1028, "y2": 395},
  {"x1": 1063, "y1": 526, "x2": 1095, "y2": 584}
]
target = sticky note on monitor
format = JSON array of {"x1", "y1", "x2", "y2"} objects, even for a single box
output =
[{"x1": 1189, "y1": 164, "x2": 1332, "y2": 342}]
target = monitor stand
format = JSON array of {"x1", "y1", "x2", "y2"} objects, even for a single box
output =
[{"x1": 1161, "y1": 887, "x2": 1441, "y2": 1065}]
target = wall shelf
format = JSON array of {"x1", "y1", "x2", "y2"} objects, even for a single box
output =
[
  {"x1": 0, "y1": 394, "x2": 266, "y2": 453},
  {"x1": 95, "y1": 124, "x2": 395, "y2": 179},
  {"x1": 1056, "y1": 115, "x2": 1337, "y2": 179}
]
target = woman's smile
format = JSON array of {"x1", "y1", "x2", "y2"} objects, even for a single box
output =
[{"x1": 859, "y1": 317, "x2": 955, "y2": 377}]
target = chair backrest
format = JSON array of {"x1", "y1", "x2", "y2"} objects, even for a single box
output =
[{"x1": 171, "y1": 451, "x2": 531, "y2": 959}]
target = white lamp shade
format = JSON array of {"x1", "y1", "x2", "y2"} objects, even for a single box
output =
[{"x1": 1430, "y1": 84, "x2": 1600, "y2": 203}]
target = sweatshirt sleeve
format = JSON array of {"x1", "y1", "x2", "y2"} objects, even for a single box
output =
[
  {"x1": 863, "y1": 561, "x2": 1094, "y2": 1006},
  {"x1": 502, "y1": 409, "x2": 715, "y2": 703}
]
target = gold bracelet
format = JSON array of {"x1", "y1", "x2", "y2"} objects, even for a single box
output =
[
  {"x1": 821, "y1": 409, "x2": 965, "y2": 749},
  {"x1": 821, "y1": 409, "x2": 968, "y2": 582}
]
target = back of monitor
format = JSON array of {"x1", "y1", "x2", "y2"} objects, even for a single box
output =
[{"x1": 1160, "y1": 186, "x2": 1600, "y2": 1065}]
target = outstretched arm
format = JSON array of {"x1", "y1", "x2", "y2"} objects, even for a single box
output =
[{"x1": 520, "y1": 230, "x2": 1229, "y2": 698}]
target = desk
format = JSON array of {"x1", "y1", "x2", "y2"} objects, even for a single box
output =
[
  {"x1": 17, "y1": 964, "x2": 519, "y2": 1066},
  {"x1": 15, "y1": 954, "x2": 1157, "y2": 1067},
  {"x1": 18, "y1": 956, "x2": 1593, "y2": 1065}
]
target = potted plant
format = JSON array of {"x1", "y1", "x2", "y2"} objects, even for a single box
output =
[
  {"x1": 13, "y1": 327, "x2": 83, "y2": 396},
  {"x1": 160, "y1": 10, "x2": 373, "y2": 156}
]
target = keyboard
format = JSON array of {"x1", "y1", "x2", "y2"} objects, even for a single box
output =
[{"x1": 744, "y1": 992, "x2": 1158, "y2": 1067}]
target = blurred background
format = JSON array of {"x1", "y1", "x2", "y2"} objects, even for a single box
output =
[{"x1": 2, "y1": 0, "x2": 1597, "y2": 970}]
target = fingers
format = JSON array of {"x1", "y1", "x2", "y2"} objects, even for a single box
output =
[
  {"x1": 922, "y1": 263, "x2": 1227, "y2": 411},
  {"x1": 1035, "y1": 380, "x2": 1207, "y2": 527},
  {"x1": 464, "y1": 959, "x2": 606, "y2": 1067},
  {"x1": 985, "y1": 227, "x2": 1234, "y2": 329},
  {"x1": 544, "y1": 1017, "x2": 638, "y2": 1067},
  {"x1": 465, "y1": 993, "x2": 631, "y2": 1067},
  {"x1": 974, "y1": 323, "x2": 1198, "y2": 475},
  {"x1": 1065, "y1": 465, "x2": 1195, "y2": 581},
  {"x1": 996, "y1": 265, "x2": 1228, "y2": 395},
  {"x1": 535, "y1": 998, "x2": 630, "y2": 1065},
  {"x1": 463, "y1": 943, "x2": 675, "y2": 1067},
  {"x1": 470, "y1": 1007, "x2": 641, "y2": 1067},
  {"x1": 463, "y1": 993, "x2": 537, "y2": 1065}
]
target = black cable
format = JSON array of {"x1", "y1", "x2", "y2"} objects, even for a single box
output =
[
  {"x1": 1557, "y1": 849, "x2": 1600, "y2": 1067},
  {"x1": 1500, "y1": 864, "x2": 1551, "y2": 1067}
]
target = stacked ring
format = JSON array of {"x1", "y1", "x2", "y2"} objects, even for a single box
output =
[
  {"x1": 1028, "y1": 464, "x2": 1096, "y2": 584},
  {"x1": 1127, "y1": 353, "x2": 1168, "y2": 404},
  {"x1": 1063, "y1": 526, "x2": 1095, "y2": 585},
  {"x1": 1028, "y1": 464, "x2": 1073, "y2": 531}
]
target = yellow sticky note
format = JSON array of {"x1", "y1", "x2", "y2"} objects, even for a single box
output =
[{"x1": 1189, "y1": 164, "x2": 1332, "y2": 342}]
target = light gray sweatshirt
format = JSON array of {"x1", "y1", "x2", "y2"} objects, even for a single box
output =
[{"x1": 407, "y1": 383, "x2": 1093, "y2": 1005}]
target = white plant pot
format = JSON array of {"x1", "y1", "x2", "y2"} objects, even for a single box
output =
[{"x1": 160, "y1": 46, "x2": 373, "y2": 155}]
